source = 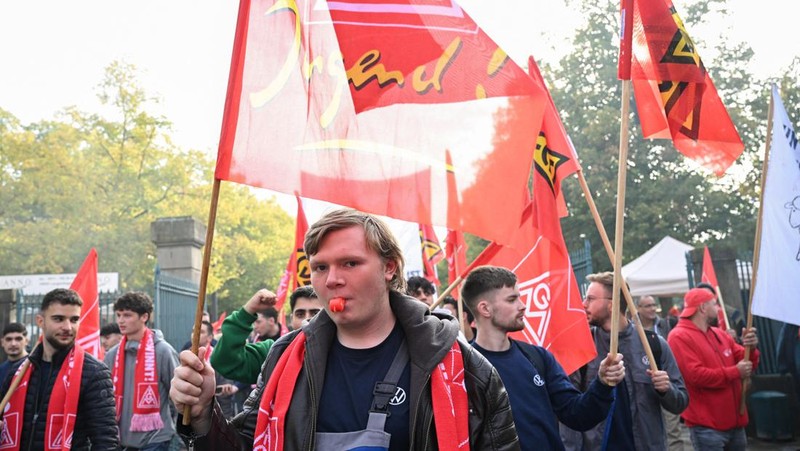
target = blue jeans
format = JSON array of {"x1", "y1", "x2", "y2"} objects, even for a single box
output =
[{"x1": 689, "y1": 426, "x2": 747, "y2": 451}]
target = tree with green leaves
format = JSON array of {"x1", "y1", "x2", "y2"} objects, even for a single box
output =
[
  {"x1": 548, "y1": 0, "x2": 796, "y2": 270},
  {"x1": 0, "y1": 62, "x2": 293, "y2": 313}
]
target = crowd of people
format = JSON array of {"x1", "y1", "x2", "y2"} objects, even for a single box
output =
[{"x1": 0, "y1": 209, "x2": 762, "y2": 450}]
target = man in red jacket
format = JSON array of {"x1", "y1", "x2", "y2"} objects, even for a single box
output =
[{"x1": 668, "y1": 287, "x2": 759, "y2": 451}]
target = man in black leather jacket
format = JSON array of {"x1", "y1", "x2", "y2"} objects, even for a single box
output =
[
  {"x1": 0, "y1": 288, "x2": 119, "y2": 450},
  {"x1": 172, "y1": 209, "x2": 519, "y2": 450}
]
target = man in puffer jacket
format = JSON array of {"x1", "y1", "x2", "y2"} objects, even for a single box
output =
[{"x1": 0, "y1": 288, "x2": 119, "y2": 450}]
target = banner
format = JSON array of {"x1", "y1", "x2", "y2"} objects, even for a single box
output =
[
  {"x1": 214, "y1": 0, "x2": 547, "y2": 245},
  {"x1": 485, "y1": 205, "x2": 596, "y2": 375},
  {"x1": 700, "y1": 246, "x2": 727, "y2": 330},
  {"x1": 627, "y1": 0, "x2": 743, "y2": 175},
  {"x1": 514, "y1": 75, "x2": 595, "y2": 371},
  {"x1": 479, "y1": 58, "x2": 594, "y2": 374},
  {"x1": 527, "y1": 57, "x2": 580, "y2": 239},
  {"x1": 419, "y1": 224, "x2": 443, "y2": 285},
  {"x1": 751, "y1": 86, "x2": 800, "y2": 326},
  {"x1": 72, "y1": 248, "x2": 102, "y2": 359},
  {"x1": 276, "y1": 195, "x2": 311, "y2": 315}
]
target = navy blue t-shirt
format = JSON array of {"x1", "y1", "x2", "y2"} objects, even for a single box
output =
[
  {"x1": 472, "y1": 341, "x2": 565, "y2": 450},
  {"x1": 317, "y1": 323, "x2": 411, "y2": 450},
  {"x1": 473, "y1": 340, "x2": 614, "y2": 451},
  {"x1": 0, "y1": 360, "x2": 16, "y2": 388}
]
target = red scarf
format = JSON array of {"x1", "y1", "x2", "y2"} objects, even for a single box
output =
[
  {"x1": 112, "y1": 327, "x2": 163, "y2": 431},
  {"x1": 252, "y1": 333, "x2": 470, "y2": 450},
  {"x1": 0, "y1": 345, "x2": 85, "y2": 451}
]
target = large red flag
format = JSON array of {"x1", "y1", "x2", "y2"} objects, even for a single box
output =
[
  {"x1": 275, "y1": 195, "x2": 311, "y2": 316},
  {"x1": 701, "y1": 246, "x2": 728, "y2": 330},
  {"x1": 444, "y1": 148, "x2": 468, "y2": 298},
  {"x1": 484, "y1": 204, "x2": 596, "y2": 375},
  {"x1": 624, "y1": 0, "x2": 743, "y2": 175},
  {"x1": 419, "y1": 224, "x2": 443, "y2": 286},
  {"x1": 214, "y1": 0, "x2": 547, "y2": 245},
  {"x1": 445, "y1": 230, "x2": 468, "y2": 299},
  {"x1": 72, "y1": 248, "x2": 102, "y2": 359},
  {"x1": 475, "y1": 58, "x2": 594, "y2": 373},
  {"x1": 526, "y1": 56, "x2": 581, "y2": 234}
]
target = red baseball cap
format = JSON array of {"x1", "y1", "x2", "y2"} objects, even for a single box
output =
[{"x1": 680, "y1": 288, "x2": 717, "y2": 318}]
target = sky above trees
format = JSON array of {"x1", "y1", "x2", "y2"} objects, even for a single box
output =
[
  {"x1": 0, "y1": 0, "x2": 797, "y2": 156},
  {"x1": 2, "y1": 0, "x2": 798, "y2": 292}
]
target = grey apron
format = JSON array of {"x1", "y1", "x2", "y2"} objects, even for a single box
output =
[{"x1": 315, "y1": 340, "x2": 409, "y2": 450}]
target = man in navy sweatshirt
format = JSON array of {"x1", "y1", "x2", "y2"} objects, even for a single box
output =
[{"x1": 462, "y1": 266, "x2": 625, "y2": 450}]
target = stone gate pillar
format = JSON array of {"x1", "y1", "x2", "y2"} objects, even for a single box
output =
[{"x1": 150, "y1": 217, "x2": 206, "y2": 285}]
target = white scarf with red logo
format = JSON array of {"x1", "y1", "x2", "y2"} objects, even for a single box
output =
[
  {"x1": 112, "y1": 327, "x2": 163, "y2": 431},
  {"x1": 0, "y1": 345, "x2": 85, "y2": 451}
]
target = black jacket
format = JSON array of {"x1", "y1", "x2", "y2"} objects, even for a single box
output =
[
  {"x1": 1, "y1": 344, "x2": 120, "y2": 451},
  {"x1": 180, "y1": 292, "x2": 519, "y2": 450}
]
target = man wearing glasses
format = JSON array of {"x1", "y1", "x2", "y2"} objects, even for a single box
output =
[
  {"x1": 636, "y1": 295, "x2": 671, "y2": 339},
  {"x1": 636, "y1": 295, "x2": 685, "y2": 451},
  {"x1": 563, "y1": 272, "x2": 688, "y2": 451}
]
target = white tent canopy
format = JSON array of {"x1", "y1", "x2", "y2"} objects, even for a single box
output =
[{"x1": 621, "y1": 236, "x2": 693, "y2": 297}]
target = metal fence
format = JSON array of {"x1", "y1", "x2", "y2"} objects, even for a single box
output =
[
  {"x1": 16, "y1": 291, "x2": 120, "y2": 345},
  {"x1": 569, "y1": 239, "x2": 594, "y2": 298},
  {"x1": 734, "y1": 258, "x2": 784, "y2": 375},
  {"x1": 686, "y1": 252, "x2": 783, "y2": 375},
  {"x1": 153, "y1": 267, "x2": 199, "y2": 350},
  {"x1": 15, "y1": 267, "x2": 198, "y2": 351}
]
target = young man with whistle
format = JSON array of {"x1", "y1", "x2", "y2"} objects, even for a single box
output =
[{"x1": 171, "y1": 209, "x2": 519, "y2": 450}]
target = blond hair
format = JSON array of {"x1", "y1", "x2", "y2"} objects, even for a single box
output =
[
  {"x1": 586, "y1": 271, "x2": 629, "y2": 313},
  {"x1": 304, "y1": 209, "x2": 406, "y2": 292}
]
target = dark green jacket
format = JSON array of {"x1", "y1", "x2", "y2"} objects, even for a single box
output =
[{"x1": 210, "y1": 307, "x2": 274, "y2": 384}]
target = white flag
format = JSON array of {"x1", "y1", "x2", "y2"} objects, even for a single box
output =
[{"x1": 751, "y1": 85, "x2": 800, "y2": 326}]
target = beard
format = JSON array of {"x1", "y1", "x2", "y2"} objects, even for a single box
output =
[
  {"x1": 708, "y1": 316, "x2": 719, "y2": 328},
  {"x1": 588, "y1": 311, "x2": 607, "y2": 328},
  {"x1": 491, "y1": 315, "x2": 524, "y2": 333},
  {"x1": 45, "y1": 333, "x2": 74, "y2": 352}
]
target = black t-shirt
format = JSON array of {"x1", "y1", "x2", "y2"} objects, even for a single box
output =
[{"x1": 317, "y1": 323, "x2": 410, "y2": 450}]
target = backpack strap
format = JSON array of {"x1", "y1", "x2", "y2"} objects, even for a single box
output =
[
  {"x1": 643, "y1": 329, "x2": 663, "y2": 370},
  {"x1": 513, "y1": 339, "x2": 547, "y2": 378}
]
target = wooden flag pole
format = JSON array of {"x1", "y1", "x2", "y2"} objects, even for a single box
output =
[
  {"x1": 430, "y1": 276, "x2": 461, "y2": 311},
  {"x1": 740, "y1": 86, "x2": 775, "y2": 414},
  {"x1": 716, "y1": 286, "x2": 732, "y2": 330},
  {"x1": 431, "y1": 242, "x2": 501, "y2": 311},
  {"x1": 610, "y1": 79, "x2": 632, "y2": 356},
  {"x1": 0, "y1": 357, "x2": 32, "y2": 413},
  {"x1": 183, "y1": 177, "x2": 222, "y2": 425},
  {"x1": 576, "y1": 168, "x2": 658, "y2": 372},
  {"x1": 456, "y1": 295, "x2": 467, "y2": 336}
]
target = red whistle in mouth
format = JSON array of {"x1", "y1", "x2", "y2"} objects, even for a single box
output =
[{"x1": 329, "y1": 297, "x2": 345, "y2": 312}]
